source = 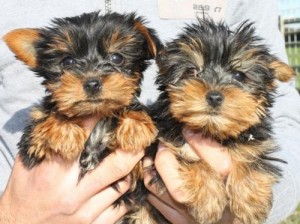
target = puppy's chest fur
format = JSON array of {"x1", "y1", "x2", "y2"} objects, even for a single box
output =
[{"x1": 19, "y1": 100, "x2": 140, "y2": 165}]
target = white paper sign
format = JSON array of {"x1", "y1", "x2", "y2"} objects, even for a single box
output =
[{"x1": 158, "y1": 0, "x2": 228, "y2": 21}]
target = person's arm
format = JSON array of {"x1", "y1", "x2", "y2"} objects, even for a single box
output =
[
  {"x1": 144, "y1": 130, "x2": 233, "y2": 224},
  {"x1": 0, "y1": 118, "x2": 143, "y2": 224}
]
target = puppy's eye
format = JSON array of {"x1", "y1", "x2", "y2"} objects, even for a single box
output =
[
  {"x1": 110, "y1": 53, "x2": 124, "y2": 65},
  {"x1": 183, "y1": 68, "x2": 198, "y2": 78},
  {"x1": 61, "y1": 56, "x2": 76, "y2": 68},
  {"x1": 232, "y1": 71, "x2": 246, "y2": 82}
]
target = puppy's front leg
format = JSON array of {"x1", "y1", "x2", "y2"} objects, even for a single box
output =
[
  {"x1": 19, "y1": 113, "x2": 87, "y2": 168},
  {"x1": 227, "y1": 161, "x2": 277, "y2": 224},
  {"x1": 115, "y1": 110, "x2": 157, "y2": 154},
  {"x1": 177, "y1": 160, "x2": 227, "y2": 224}
]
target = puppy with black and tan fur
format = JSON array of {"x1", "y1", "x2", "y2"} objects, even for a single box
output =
[
  {"x1": 151, "y1": 19, "x2": 296, "y2": 224},
  {"x1": 3, "y1": 11, "x2": 162, "y2": 222}
]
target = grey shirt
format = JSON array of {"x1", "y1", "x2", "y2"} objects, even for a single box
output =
[{"x1": 1, "y1": 0, "x2": 300, "y2": 222}]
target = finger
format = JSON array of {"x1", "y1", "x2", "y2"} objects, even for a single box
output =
[
  {"x1": 182, "y1": 129, "x2": 231, "y2": 177},
  {"x1": 147, "y1": 194, "x2": 195, "y2": 224},
  {"x1": 154, "y1": 144, "x2": 186, "y2": 204},
  {"x1": 77, "y1": 177, "x2": 130, "y2": 223},
  {"x1": 92, "y1": 203, "x2": 128, "y2": 224},
  {"x1": 143, "y1": 157, "x2": 190, "y2": 215},
  {"x1": 78, "y1": 115, "x2": 102, "y2": 135},
  {"x1": 77, "y1": 149, "x2": 144, "y2": 204},
  {"x1": 143, "y1": 156, "x2": 161, "y2": 194}
]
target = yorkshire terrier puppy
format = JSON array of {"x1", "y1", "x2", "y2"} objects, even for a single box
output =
[
  {"x1": 152, "y1": 19, "x2": 296, "y2": 224},
  {"x1": 3, "y1": 11, "x2": 160, "y2": 194}
]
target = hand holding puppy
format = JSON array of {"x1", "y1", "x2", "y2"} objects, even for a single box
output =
[
  {"x1": 0, "y1": 119, "x2": 144, "y2": 224},
  {"x1": 144, "y1": 131, "x2": 233, "y2": 224}
]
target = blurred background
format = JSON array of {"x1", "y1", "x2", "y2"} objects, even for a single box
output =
[
  {"x1": 278, "y1": 0, "x2": 300, "y2": 92},
  {"x1": 278, "y1": 2, "x2": 300, "y2": 224},
  {"x1": 278, "y1": 1, "x2": 300, "y2": 222}
]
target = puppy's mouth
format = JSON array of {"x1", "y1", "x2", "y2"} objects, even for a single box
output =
[
  {"x1": 85, "y1": 99, "x2": 104, "y2": 103},
  {"x1": 207, "y1": 110, "x2": 220, "y2": 116},
  {"x1": 74, "y1": 98, "x2": 124, "y2": 106}
]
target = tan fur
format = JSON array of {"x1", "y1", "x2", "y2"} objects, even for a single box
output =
[
  {"x1": 166, "y1": 75, "x2": 279, "y2": 224},
  {"x1": 177, "y1": 159, "x2": 227, "y2": 224},
  {"x1": 179, "y1": 41, "x2": 204, "y2": 68},
  {"x1": 3, "y1": 28, "x2": 40, "y2": 68},
  {"x1": 30, "y1": 107, "x2": 48, "y2": 121},
  {"x1": 269, "y1": 60, "x2": 296, "y2": 82},
  {"x1": 3, "y1": 15, "x2": 161, "y2": 224},
  {"x1": 115, "y1": 110, "x2": 157, "y2": 153},
  {"x1": 105, "y1": 30, "x2": 135, "y2": 53},
  {"x1": 232, "y1": 48, "x2": 261, "y2": 63},
  {"x1": 47, "y1": 72, "x2": 139, "y2": 117},
  {"x1": 46, "y1": 34, "x2": 73, "y2": 53},
  {"x1": 101, "y1": 73, "x2": 139, "y2": 109},
  {"x1": 109, "y1": 110, "x2": 157, "y2": 198},
  {"x1": 154, "y1": 20, "x2": 297, "y2": 224},
  {"x1": 119, "y1": 202, "x2": 159, "y2": 224},
  {"x1": 227, "y1": 161, "x2": 277, "y2": 224},
  {"x1": 231, "y1": 47, "x2": 296, "y2": 82},
  {"x1": 47, "y1": 72, "x2": 87, "y2": 117},
  {"x1": 168, "y1": 79, "x2": 265, "y2": 139},
  {"x1": 134, "y1": 21, "x2": 157, "y2": 57},
  {"x1": 28, "y1": 111, "x2": 87, "y2": 161},
  {"x1": 230, "y1": 140, "x2": 277, "y2": 163}
]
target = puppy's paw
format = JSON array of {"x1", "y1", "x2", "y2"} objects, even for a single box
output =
[
  {"x1": 227, "y1": 163, "x2": 277, "y2": 224},
  {"x1": 116, "y1": 110, "x2": 157, "y2": 153},
  {"x1": 179, "y1": 162, "x2": 227, "y2": 224}
]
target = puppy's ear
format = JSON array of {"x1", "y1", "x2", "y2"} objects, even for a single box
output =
[
  {"x1": 269, "y1": 59, "x2": 296, "y2": 82},
  {"x1": 134, "y1": 20, "x2": 162, "y2": 59},
  {"x1": 3, "y1": 28, "x2": 40, "y2": 68}
]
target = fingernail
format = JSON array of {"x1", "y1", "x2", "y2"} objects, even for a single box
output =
[
  {"x1": 157, "y1": 142, "x2": 167, "y2": 152},
  {"x1": 143, "y1": 156, "x2": 154, "y2": 167}
]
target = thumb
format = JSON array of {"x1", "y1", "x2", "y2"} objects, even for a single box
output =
[
  {"x1": 182, "y1": 129, "x2": 231, "y2": 177},
  {"x1": 77, "y1": 115, "x2": 101, "y2": 136}
]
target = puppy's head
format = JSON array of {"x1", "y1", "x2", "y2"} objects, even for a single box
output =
[
  {"x1": 156, "y1": 19, "x2": 295, "y2": 140},
  {"x1": 3, "y1": 11, "x2": 161, "y2": 117}
]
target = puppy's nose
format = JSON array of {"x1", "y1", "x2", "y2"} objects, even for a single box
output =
[
  {"x1": 206, "y1": 91, "x2": 224, "y2": 107},
  {"x1": 84, "y1": 80, "x2": 101, "y2": 95}
]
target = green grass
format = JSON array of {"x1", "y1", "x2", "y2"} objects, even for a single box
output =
[
  {"x1": 281, "y1": 204, "x2": 300, "y2": 224},
  {"x1": 286, "y1": 47, "x2": 300, "y2": 59},
  {"x1": 286, "y1": 47, "x2": 300, "y2": 90}
]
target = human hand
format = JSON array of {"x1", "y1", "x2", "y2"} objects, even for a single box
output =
[
  {"x1": 144, "y1": 130, "x2": 233, "y2": 224},
  {"x1": 0, "y1": 117, "x2": 143, "y2": 224}
]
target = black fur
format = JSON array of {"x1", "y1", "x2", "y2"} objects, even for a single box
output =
[
  {"x1": 150, "y1": 19, "x2": 289, "y2": 223},
  {"x1": 153, "y1": 19, "x2": 280, "y2": 149},
  {"x1": 12, "y1": 11, "x2": 162, "y2": 168},
  {"x1": 6, "y1": 11, "x2": 164, "y2": 224}
]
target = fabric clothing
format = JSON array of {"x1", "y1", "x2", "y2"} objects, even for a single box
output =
[{"x1": 0, "y1": 0, "x2": 299, "y2": 223}]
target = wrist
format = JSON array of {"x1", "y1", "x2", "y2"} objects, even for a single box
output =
[{"x1": 0, "y1": 194, "x2": 15, "y2": 224}]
